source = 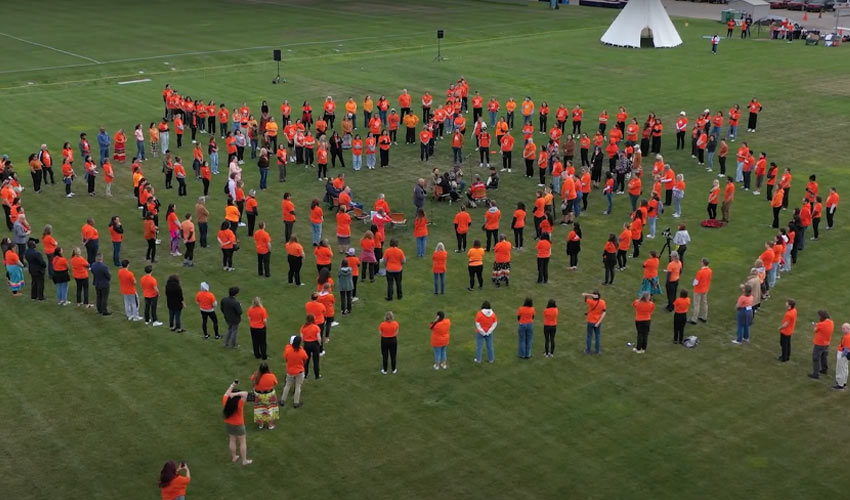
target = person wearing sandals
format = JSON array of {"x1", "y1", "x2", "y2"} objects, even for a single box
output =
[
  {"x1": 250, "y1": 362, "x2": 279, "y2": 430},
  {"x1": 222, "y1": 381, "x2": 252, "y2": 465}
]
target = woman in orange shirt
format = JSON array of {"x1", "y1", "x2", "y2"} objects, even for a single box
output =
[
  {"x1": 632, "y1": 292, "x2": 656, "y2": 353},
  {"x1": 512, "y1": 201, "x2": 526, "y2": 249},
  {"x1": 379, "y1": 311, "x2": 400, "y2": 373},
  {"x1": 3, "y1": 239, "x2": 24, "y2": 296},
  {"x1": 222, "y1": 381, "x2": 252, "y2": 465},
  {"x1": 314, "y1": 239, "x2": 333, "y2": 273},
  {"x1": 517, "y1": 297, "x2": 535, "y2": 359},
  {"x1": 250, "y1": 362, "x2": 279, "y2": 430},
  {"x1": 466, "y1": 239, "x2": 485, "y2": 291},
  {"x1": 52, "y1": 247, "x2": 71, "y2": 304},
  {"x1": 733, "y1": 285, "x2": 754, "y2": 344},
  {"x1": 602, "y1": 233, "x2": 618, "y2": 285},
  {"x1": 566, "y1": 223, "x2": 581, "y2": 270},
  {"x1": 430, "y1": 311, "x2": 451, "y2": 370},
  {"x1": 217, "y1": 221, "x2": 237, "y2": 271},
  {"x1": 70, "y1": 247, "x2": 91, "y2": 307},
  {"x1": 432, "y1": 242, "x2": 447, "y2": 295},
  {"x1": 672, "y1": 289, "x2": 691, "y2": 344},
  {"x1": 247, "y1": 297, "x2": 269, "y2": 360},
  {"x1": 310, "y1": 199, "x2": 323, "y2": 246},
  {"x1": 300, "y1": 314, "x2": 322, "y2": 379},
  {"x1": 285, "y1": 235, "x2": 304, "y2": 286},
  {"x1": 543, "y1": 298, "x2": 558, "y2": 357},
  {"x1": 413, "y1": 209, "x2": 428, "y2": 258},
  {"x1": 158, "y1": 460, "x2": 191, "y2": 500},
  {"x1": 707, "y1": 179, "x2": 720, "y2": 220},
  {"x1": 535, "y1": 233, "x2": 551, "y2": 284},
  {"x1": 640, "y1": 250, "x2": 662, "y2": 297}
]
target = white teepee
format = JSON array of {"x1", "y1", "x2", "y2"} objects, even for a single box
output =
[{"x1": 600, "y1": 0, "x2": 683, "y2": 49}]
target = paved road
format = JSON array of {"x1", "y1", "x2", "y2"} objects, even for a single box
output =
[{"x1": 660, "y1": 0, "x2": 850, "y2": 31}]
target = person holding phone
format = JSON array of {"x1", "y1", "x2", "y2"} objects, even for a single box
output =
[
  {"x1": 222, "y1": 381, "x2": 252, "y2": 465},
  {"x1": 158, "y1": 460, "x2": 190, "y2": 500}
]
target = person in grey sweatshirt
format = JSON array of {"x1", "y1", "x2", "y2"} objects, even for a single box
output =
[
  {"x1": 220, "y1": 286, "x2": 242, "y2": 348},
  {"x1": 12, "y1": 214, "x2": 31, "y2": 262},
  {"x1": 338, "y1": 259, "x2": 353, "y2": 315}
]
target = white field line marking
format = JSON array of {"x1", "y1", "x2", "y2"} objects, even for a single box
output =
[
  {"x1": 117, "y1": 78, "x2": 152, "y2": 85},
  {"x1": 0, "y1": 31, "x2": 101, "y2": 63}
]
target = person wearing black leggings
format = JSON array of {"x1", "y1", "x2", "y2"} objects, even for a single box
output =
[
  {"x1": 672, "y1": 289, "x2": 689, "y2": 344},
  {"x1": 467, "y1": 240, "x2": 484, "y2": 291},
  {"x1": 379, "y1": 311, "x2": 399, "y2": 374},
  {"x1": 301, "y1": 315, "x2": 322, "y2": 380}
]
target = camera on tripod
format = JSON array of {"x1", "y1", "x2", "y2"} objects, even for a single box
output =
[{"x1": 661, "y1": 227, "x2": 672, "y2": 239}]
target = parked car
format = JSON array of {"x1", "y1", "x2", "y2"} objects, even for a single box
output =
[
  {"x1": 805, "y1": 0, "x2": 835, "y2": 11},
  {"x1": 787, "y1": 0, "x2": 808, "y2": 8},
  {"x1": 769, "y1": 0, "x2": 789, "y2": 7}
]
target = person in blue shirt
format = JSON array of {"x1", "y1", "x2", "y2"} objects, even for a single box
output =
[{"x1": 97, "y1": 127, "x2": 111, "y2": 166}]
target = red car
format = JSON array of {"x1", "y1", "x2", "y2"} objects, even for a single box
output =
[
  {"x1": 787, "y1": 0, "x2": 807, "y2": 8},
  {"x1": 769, "y1": 0, "x2": 789, "y2": 7}
]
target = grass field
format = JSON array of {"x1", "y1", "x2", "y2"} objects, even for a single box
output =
[{"x1": 2, "y1": 1, "x2": 850, "y2": 498}]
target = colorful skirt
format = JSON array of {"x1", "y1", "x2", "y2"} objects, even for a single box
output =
[
  {"x1": 492, "y1": 261, "x2": 510, "y2": 282},
  {"x1": 6, "y1": 264, "x2": 24, "y2": 292},
  {"x1": 114, "y1": 142, "x2": 126, "y2": 162},
  {"x1": 640, "y1": 277, "x2": 662, "y2": 296},
  {"x1": 252, "y1": 390, "x2": 279, "y2": 424},
  {"x1": 360, "y1": 249, "x2": 376, "y2": 264}
]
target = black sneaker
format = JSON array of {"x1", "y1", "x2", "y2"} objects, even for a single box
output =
[
  {"x1": 214, "y1": 335, "x2": 221, "y2": 340},
  {"x1": 832, "y1": 384, "x2": 846, "y2": 391},
  {"x1": 808, "y1": 374, "x2": 820, "y2": 380}
]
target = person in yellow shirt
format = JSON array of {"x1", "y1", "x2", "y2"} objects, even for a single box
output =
[{"x1": 363, "y1": 95, "x2": 374, "y2": 129}]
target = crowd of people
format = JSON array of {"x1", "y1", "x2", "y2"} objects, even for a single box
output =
[{"x1": 1, "y1": 77, "x2": 847, "y2": 490}]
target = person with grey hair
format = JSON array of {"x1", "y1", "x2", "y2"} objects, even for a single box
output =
[
  {"x1": 12, "y1": 214, "x2": 31, "y2": 262},
  {"x1": 221, "y1": 286, "x2": 242, "y2": 348}
]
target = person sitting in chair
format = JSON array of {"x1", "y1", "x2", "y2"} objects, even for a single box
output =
[{"x1": 466, "y1": 175, "x2": 487, "y2": 207}]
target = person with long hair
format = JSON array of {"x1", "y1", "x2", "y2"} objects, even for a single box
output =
[
  {"x1": 3, "y1": 238, "x2": 24, "y2": 296},
  {"x1": 543, "y1": 298, "x2": 558, "y2": 357},
  {"x1": 517, "y1": 297, "x2": 535, "y2": 359},
  {"x1": 535, "y1": 233, "x2": 551, "y2": 284},
  {"x1": 165, "y1": 274, "x2": 185, "y2": 333},
  {"x1": 217, "y1": 221, "x2": 236, "y2": 271},
  {"x1": 566, "y1": 222, "x2": 581, "y2": 270},
  {"x1": 430, "y1": 311, "x2": 451, "y2": 370},
  {"x1": 285, "y1": 235, "x2": 304, "y2": 286},
  {"x1": 632, "y1": 291, "x2": 655, "y2": 353},
  {"x1": 474, "y1": 301, "x2": 498, "y2": 363},
  {"x1": 247, "y1": 297, "x2": 268, "y2": 359},
  {"x1": 466, "y1": 239, "x2": 484, "y2": 291},
  {"x1": 432, "y1": 242, "x2": 447, "y2": 295},
  {"x1": 602, "y1": 233, "x2": 617, "y2": 285},
  {"x1": 732, "y1": 284, "x2": 754, "y2": 345},
  {"x1": 379, "y1": 311, "x2": 399, "y2": 374},
  {"x1": 52, "y1": 247, "x2": 70, "y2": 305},
  {"x1": 222, "y1": 381, "x2": 252, "y2": 465},
  {"x1": 359, "y1": 230, "x2": 377, "y2": 283},
  {"x1": 70, "y1": 247, "x2": 91, "y2": 307},
  {"x1": 250, "y1": 362, "x2": 279, "y2": 430},
  {"x1": 301, "y1": 314, "x2": 322, "y2": 380},
  {"x1": 158, "y1": 460, "x2": 190, "y2": 500},
  {"x1": 281, "y1": 335, "x2": 308, "y2": 407}
]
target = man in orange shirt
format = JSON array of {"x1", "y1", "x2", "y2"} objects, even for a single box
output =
[
  {"x1": 500, "y1": 133, "x2": 514, "y2": 173},
  {"x1": 720, "y1": 176, "x2": 735, "y2": 223},
  {"x1": 582, "y1": 290, "x2": 607, "y2": 355},
  {"x1": 118, "y1": 259, "x2": 143, "y2": 321},
  {"x1": 81, "y1": 218, "x2": 99, "y2": 264},
  {"x1": 809, "y1": 310, "x2": 834, "y2": 380},
  {"x1": 688, "y1": 258, "x2": 712, "y2": 324},
  {"x1": 254, "y1": 221, "x2": 271, "y2": 278},
  {"x1": 777, "y1": 299, "x2": 797, "y2": 362},
  {"x1": 453, "y1": 206, "x2": 472, "y2": 253},
  {"x1": 484, "y1": 202, "x2": 501, "y2": 252},
  {"x1": 382, "y1": 239, "x2": 405, "y2": 300},
  {"x1": 140, "y1": 265, "x2": 163, "y2": 326}
]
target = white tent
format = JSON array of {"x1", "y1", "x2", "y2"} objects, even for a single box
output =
[
  {"x1": 728, "y1": 0, "x2": 770, "y2": 21},
  {"x1": 600, "y1": 0, "x2": 683, "y2": 48}
]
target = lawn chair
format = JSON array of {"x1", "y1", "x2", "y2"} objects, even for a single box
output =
[
  {"x1": 390, "y1": 212, "x2": 407, "y2": 226},
  {"x1": 434, "y1": 185, "x2": 450, "y2": 202},
  {"x1": 466, "y1": 184, "x2": 489, "y2": 208}
]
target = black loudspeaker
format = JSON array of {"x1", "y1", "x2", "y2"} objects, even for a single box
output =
[
  {"x1": 437, "y1": 30, "x2": 444, "y2": 40},
  {"x1": 273, "y1": 49, "x2": 281, "y2": 62}
]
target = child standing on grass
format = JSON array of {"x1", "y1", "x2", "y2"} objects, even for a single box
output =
[{"x1": 149, "y1": 122, "x2": 159, "y2": 158}]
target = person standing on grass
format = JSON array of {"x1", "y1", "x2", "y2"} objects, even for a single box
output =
[
  {"x1": 52, "y1": 247, "x2": 70, "y2": 305},
  {"x1": 632, "y1": 291, "x2": 655, "y2": 354},
  {"x1": 809, "y1": 310, "x2": 835, "y2": 380},
  {"x1": 254, "y1": 221, "x2": 271, "y2": 278},
  {"x1": 24, "y1": 240, "x2": 46, "y2": 301},
  {"x1": 280, "y1": 336, "x2": 307, "y2": 408},
  {"x1": 165, "y1": 274, "x2": 185, "y2": 333},
  {"x1": 474, "y1": 301, "x2": 498, "y2": 364},
  {"x1": 222, "y1": 381, "x2": 252, "y2": 465},
  {"x1": 582, "y1": 290, "x2": 607, "y2": 355},
  {"x1": 414, "y1": 209, "x2": 428, "y2": 258},
  {"x1": 516, "y1": 297, "x2": 535, "y2": 359},
  {"x1": 672, "y1": 289, "x2": 690, "y2": 345},
  {"x1": 430, "y1": 311, "x2": 451, "y2": 370},
  {"x1": 379, "y1": 311, "x2": 400, "y2": 374},
  {"x1": 664, "y1": 251, "x2": 682, "y2": 311},
  {"x1": 535, "y1": 232, "x2": 551, "y2": 284},
  {"x1": 158, "y1": 461, "x2": 190, "y2": 500},
  {"x1": 453, "y1": 206, "x2": 472, "y2": 253},
  {"x1": 217, "y1": 221, "x2": 237, "y2": 272},
  {"x1": 543, "y1": 299, "x2": 559, "y2": 358},
  {"x1": 247, "y1": 297, "x2": 268, "y2": 360},
  {"x1": 466, "y1": 239, "x2": 484, "y2": 291},
  {"x1": 91, "y1": 253, "x2": 111, "y2": 316},
  {"x1": 4, "y1": 239, "x2": 24, "y2": 297},
  {"x1": 825, "y1": 187, "x2": 839, "y2": 230},
  {"x1": 301, "y1": 314, "x2": 322, "y2": 380},
  {"x1": 118, "y1": 260, "x2": 142, "y2": 321},
  {"x1": 777, "y1": 299, "x2": 797, "y2": 362},
  {"x1": 338, "y1": 259, "x2": 353, "y2": 315},
  {"x1": 286, "y1": 236, "x2": 304, "y2": 286},
  {"x1": 731, "y1": 285, "x2": 754, "y2": 345},
  {"x1": 771, "y1": 187, "x2": 785, "y2": 229},
  {"x1": 180, "y1": 213, "x2": 195, "y2": 268},
  {"x1": 566, "y1": 223, "x2": 581, "y2": 271},
  {"x1": 382, "y1": 239, "x2": 405, "y2": 301},
  {"x1": 70, "y1": 247, "x2": 91, "y2": 308},
  {"x1": 747, "y1": 97, "x2": 762, "y2": 133},
  {"x1": 720, "y1": 176, "x2": 735, "y2": 223},
  {"x1": 812, "y1": 196, "x2": 823, "y2": 241},
  {"x1": 707, "y1": 179, "x2": 720, "y2": 220},
  {"x1": 711, "y1": 33, "x2": 719, "y2": 54},
  {"x1": 688, "y1": 258, "x2": 712, "y2": 325},
  {"x1": 196, "y1": 282, "x2": 220, "y2": 340},
  {"x1": 250, "y1": 362, "x2": 279, "y2": 430},
  {"x1": 140, "y1": 265, "x2": 162, "y2": 327},
  {"x1": 221, "y1": 286, "x2": 242, "y2": 348},
  {"x1": 834, "y1": 323, "x2": 850, "y2": 390}
]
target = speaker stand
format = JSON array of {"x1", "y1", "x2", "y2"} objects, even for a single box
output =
[
  {"x1": 273, "y1": 61, "x2": 286, "y2": 84},
  {"x1": 433, "y1": 39, "x2": 445, "y2": 62}
]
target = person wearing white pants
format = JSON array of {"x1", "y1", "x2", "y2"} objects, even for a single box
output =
[{"x1": 834, "y1": 323, "x2": 850, "y2": 390}]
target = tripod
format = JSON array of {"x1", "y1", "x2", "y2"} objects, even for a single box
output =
[
  {"x1": 433, "y1": 37, "x2": 445, "y2": 62},
  {"x1": 659, "y1": 233, "x2": 673, "y2": 262},
  {"x1": 273, "y1": 61, "x2": 286, "y2": 84}
]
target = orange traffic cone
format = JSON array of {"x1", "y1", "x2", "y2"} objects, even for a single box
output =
[{"x1": 803, "y1": 12, "x2": 808, "y2": 21}]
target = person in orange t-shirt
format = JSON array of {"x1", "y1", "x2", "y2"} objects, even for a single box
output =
[
  {"x1": 664, "y1": 251, "x2": 683, "y2": 311},
  {"x1": 640, "y1": 250, "x2": 661, "y2": 298},
  {"x1": 222, "y1": 382, "x2": 253, "y2": 464},
  {"x1": 413, "y1": 209, "x2": 428, "y2": 258},
  {"x1": 430, "y1": 311, "x2": 452, "y2": 369},
  {"x1": 535, "y1": 233, "x2": 551, "y2": 284},
  {"x1": 453, "y1": 206, "x2": 472, "y2": 252},
  {"x1": 492, "y1": 234, "x2": 512, "y2": 287},
  {"x1": 378, "y1": 311, "x2": 400, "y2": 373},
  {"x1": 689, "y1": 258, "x2": 712, "y2": 324},
  {"x1": 632, "y1": 292, "x2": 656, "y2": 353},
  {"x1": 516, "y1": 297, "x2": 536, "y2": 358},
  {"x1": 254, "y1": 221, "x2": 271, "y2": 278},
  {"x1": 466, "y1": 239, "x2": 485, "y2": 290},
  {"x1": 158, "y1": 461, "x2": 191, "y2": 500},
  {"x1": 672, "y1": 289, "x2": 691, "y2": 344},
  {"x1": 382, "y1": 239, "x2": 405, "y2": 300},
  {"x1": 431, "y1": 242, "x2": 447, "y2": 295},
  {"x1": 810, "y1": 310, "x2": 835, "y2": 379},
  {"x1": 777, "y1": 299, "x2": 797, "y2": 362},
  {"x1": 139, "y1": 265, "x2": 162, "y2": 325},
  {"x1": 247, "y1": 297, "x2": 269, "y2": 360},
  {"x1": 474, "y1": 300, "x2": 499, "y2": 363},
  {"x1": 70, "y1": 247, "x2": 91, "y2": 307}
]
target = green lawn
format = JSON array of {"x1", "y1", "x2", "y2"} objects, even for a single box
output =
[{"x1": 2, "y1": 1, "x2": 850, "y2": 498}]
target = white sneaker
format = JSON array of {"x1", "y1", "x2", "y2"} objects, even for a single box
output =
[
  {"x1": 752, "y1": 191, "x2": 760, "y2": 195},
  {"x1": 238, "y1": 222, "x2": 246, "y2": 227},
  {"x1": 132, "y1": 316, "x2": 144, "y2": 321},
  {"x1": 381, "y1": 369, "x2": 387, "y2": 375},
  {"x1": 433, "y1": 364, "x2": 440, "y2": 370},
  {"x1": 331, "y1": 321, "x2": 339, "y2": 327},
  {"x1": 351, "y1": 297, "x2": 359, "y2": 302},
  {"x1": 66, "y1": 193, "x2": 74, "y2": 198},
  {"x1": 152, "y1": 321, "x2": 163, "y2": 327}
]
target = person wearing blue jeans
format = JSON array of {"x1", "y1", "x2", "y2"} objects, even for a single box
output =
[
  {"x1": 474, "y1": 301, "x2": 498, "y2": 363},
  {"x1": 489, "y1": 110, "x2": 497, "y2": 128},
  {"x1": 97, "y1": 127, "x2": 110, "y2": 166},
  {"x1": 517, "y1": 297, "x2": 535, "y2": 359},
  {"x1": 582, "y1": 291, "x2": 607, "y2": 354},
  {"x1": 430, "y1": 311, "x2": 450, "y2": 369},
  {"x1": 416, "y1": 236, "x2": 427, "y2": 258},
  {"x1": 732, "y1": 285, "x2": 754, "y2": 344},
  {"x1": 311, "y1": 223, "x2": 322, "y2": 246}
]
